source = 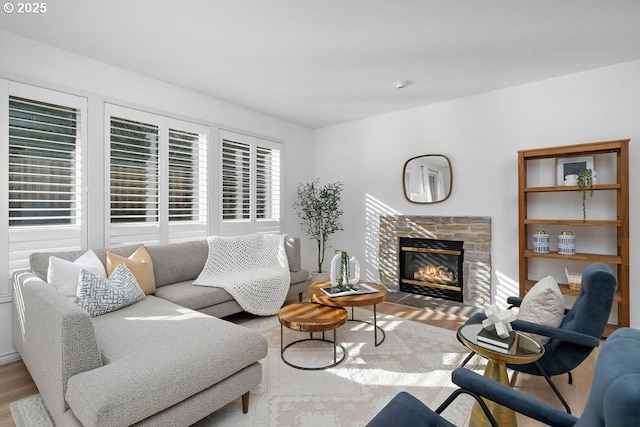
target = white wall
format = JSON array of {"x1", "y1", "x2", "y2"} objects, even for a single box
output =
[
  {"x1": 0, "y1": 31, "x2": 314, "y2": 362},
  {"x1": 312, "y1": 59, "x2": 640, "y2": 328},
  {"x1": 2, "y1": 29, "x2": 638, "y2": 363}
]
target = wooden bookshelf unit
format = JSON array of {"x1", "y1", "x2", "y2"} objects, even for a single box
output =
[{"x1": 518, "y1": 139, "x2": 629, "y2": 336}]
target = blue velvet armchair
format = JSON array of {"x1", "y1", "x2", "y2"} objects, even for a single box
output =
[
  {"x1": 461, "y1": 262, "x2": 617, "y2": 413},
  {"x1": 366, "y1": 327, "x2": 640, "y2": 427}
]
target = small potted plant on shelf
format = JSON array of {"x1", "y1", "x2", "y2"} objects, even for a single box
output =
[
  {"x1": 293, "y1": 179, "x2": 343, "y2": 282},
  {"x1": 577, "y1": 169, "x2": 593, "y2": 221}
]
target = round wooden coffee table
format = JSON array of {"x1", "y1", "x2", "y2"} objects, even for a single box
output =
[
  {"x1": 278, "y1": 302, "x2": 348, "y2": 370},
  {"x1": 308, "y1": 281, "x2": 388, "y2": 346}
]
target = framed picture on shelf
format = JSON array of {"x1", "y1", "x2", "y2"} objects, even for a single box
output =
[{"x1": 556, "y1": 156, "x2": 594, "y2": 186}]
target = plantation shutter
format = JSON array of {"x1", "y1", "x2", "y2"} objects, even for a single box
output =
[
  {"x1": 9, "y1": 97, "x2": 81, "y2": 226},
  {"x1": 256, "y1": 143, "x2": 281, "y2": 222},
  {"x1": 107, "y1": 104, "x2": 209, "y2": 246},
  {"x1": 221, "y1": 138, "x2": 251, "y2": 221},
  {"x1": 109, "y1": 117, "x2": 160, "y2": 224},
  {"x1": 2, "y1": 84, "x2": 87, "y2": 298},
  {"x1": 219, "y1": 130, "x2": 282, "y2": 235},
  {"x1": 167, "y1": 120, "x2": 209, "y2": 243}
]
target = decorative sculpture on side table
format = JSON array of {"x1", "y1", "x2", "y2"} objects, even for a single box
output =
[{"x1": 481, "y1": 304, "x2": 516, "y2": 338}]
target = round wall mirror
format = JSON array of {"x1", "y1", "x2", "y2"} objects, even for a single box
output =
[{"x1": 402, "y1": 154, "x2": 452, "y2": 203}]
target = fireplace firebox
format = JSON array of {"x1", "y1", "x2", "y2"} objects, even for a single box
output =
[{"x1": 398, "y1": 237, "x2": 464, "y2": 302}]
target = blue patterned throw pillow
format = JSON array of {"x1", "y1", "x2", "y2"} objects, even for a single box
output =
[{"x1": 77, "y1": 263, "x2": 145, "y2": 317}]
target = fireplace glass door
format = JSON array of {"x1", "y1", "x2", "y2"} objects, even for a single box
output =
[{"x1": 398, "y1": 237, "x2": 464, "y2": 302}]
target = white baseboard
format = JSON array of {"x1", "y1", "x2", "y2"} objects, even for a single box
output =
[{"x1": 0, "y1": 351, "x2": 20, "y2": 365}]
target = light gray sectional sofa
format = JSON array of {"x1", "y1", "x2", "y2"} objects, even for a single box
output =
[{"x1": 12, "y1": 236, "x2": 309, "y2": 426}]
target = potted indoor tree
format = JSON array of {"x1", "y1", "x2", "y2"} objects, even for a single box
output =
[{"x1": 293, "y1": 179, "x2": 343, "y2": 282}]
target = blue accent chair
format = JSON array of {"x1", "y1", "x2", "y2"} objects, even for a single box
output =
[
  {"x1": 366, "y1": 327, "x2": 640, "y2": 427},
  {"x1": 363, "y1": 388, "x2": 498, "y2": 427},
  {"x1": 460, "y1": 262, "x2": 617, "y2": 413}
]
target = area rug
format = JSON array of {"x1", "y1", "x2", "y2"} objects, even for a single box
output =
[
  {"x1": 10, "y1": 393, "x2": 54, "y2": 427},
  {"x1": 11, "y1": 308, "x2": 484, "y2": 427}
]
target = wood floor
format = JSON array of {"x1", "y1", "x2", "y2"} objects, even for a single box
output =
[
  {"x1": 0, "y1": 297, "x2": 597, "y2": 427},
  {"x1": 0, "y1": 358, "x2": 38, "y2": 426}
]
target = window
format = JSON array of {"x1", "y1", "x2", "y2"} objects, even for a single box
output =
[
  {"x1": 220, "y1": 130, "x2": 282, "y2": 234},
  {"x1": 1, "y1": 83, "x2": 87, "y2": 298},
  {"x1": 256, "y1": 145, "x2": 281, "y2": 220},
  {"x1": 9, "y1": 97, "x2": 81, "y2": 226},
  {"x1": 169, "y1": 128, "x2": 207, "y2": 222},
  {"x1": 109, "y1": 117, "x2": 159, "y2": 223},
  {"x1": 222, "y1": 139, "x2": 250, "y2": 220},
  {"x1": 106, "y1": 105, "x2": 209, "y2": 246}
]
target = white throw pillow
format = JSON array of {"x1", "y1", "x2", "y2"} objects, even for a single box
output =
[
  {"x1": 47, "y1": 250, "x2": 107, "y2": 300},
  {"x1": 77, "y1": 263, "x2": 145, "y2": 317},
  {"x1": 517, "y1": 276, "x2": 565, "y2": 345}
]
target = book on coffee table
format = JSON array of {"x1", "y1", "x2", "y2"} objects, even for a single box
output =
[
  {"x1": 477, "y1": 328, "x2": 516, "y2": 349},
  {"x1": 321, "y1": 282, "x2": 378, "y2": 297},
  {"x1": 476, "y1": 339, "x2": 513, "y2": 354}
]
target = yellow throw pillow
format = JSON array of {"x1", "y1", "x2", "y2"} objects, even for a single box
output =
[{"x1": 107, "y1": 246, "x2": 156, "y2": 295}]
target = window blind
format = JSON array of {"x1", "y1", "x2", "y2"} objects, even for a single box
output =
[
  {"x1": 222, "y1": 139, "x2": 251, "y2": 220},
  {"x1": 169, "y1": 128, "x2": 207, "y2": 223},
  {"x1": 256, "y1": 144, "x2": 281, "y2": 221},
  {"x1": 3, "y1": 85, "x2": 87, "y2": 298},
  {"x1": 8, "y1": 96, "x2": 81, "y2": 226},
  {"x1": 109, "y1": 117, "x2": 159, "y2": 223},
  {"x1": 107, "y1": 105, "x2": 209, "y2": 246},
  {"x1": 219, "y1": 130, "x2": 282, "y2": 234}
]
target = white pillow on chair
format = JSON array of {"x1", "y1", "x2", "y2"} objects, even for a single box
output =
[{"x1": 517, "y1": 276, "x2": 565, "y2": 345}]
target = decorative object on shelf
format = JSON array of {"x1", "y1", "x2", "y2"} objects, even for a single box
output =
[
  {"x1": 329, "y1": 250, "x2": 361, "y2": 289},
  {"x1": 481, "y1": 304, "x2": 516, "y2": 339},
  {"x1": 555, "y1": 155, "x2": 594, "y2": 186},
  {"x1": 557, "y1": 231, "x2": 576, "y2": 255},
  {"x1": 564, "y1": 174, "x2": 578, "y2": 186},
  {"x1": 577, "y1": 168, "x2": 594, "y2": 221},
  {"x1": 293, "y1": 179, "x2": 343, "y2": 275},
  {"x1": 402, "y1": 154, "x2": 452, "y2": 204},
  {"x1": 532, "y1": 230, "x2": 550, "y2": 254},
  {"x1": 565, "y1": 267, "x2": 583, "y2": 291}
]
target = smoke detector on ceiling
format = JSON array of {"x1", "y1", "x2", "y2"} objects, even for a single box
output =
[{"x1": 394, "y1": 80, "x2": 413, "y2": 89}]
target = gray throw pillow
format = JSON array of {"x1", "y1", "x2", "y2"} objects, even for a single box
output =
[
  {"x1": 77, "y1": 263, "x2": 145, "y2": 317},
  {"x1": 517, "y1": 275, "x2": 565, "y2": 345}
]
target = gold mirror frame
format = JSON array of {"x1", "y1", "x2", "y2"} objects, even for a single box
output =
[{"x1": 402, "y1": 154, "x2": 453, "y2": 204}]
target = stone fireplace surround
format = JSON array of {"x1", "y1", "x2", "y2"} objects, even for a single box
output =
[{"x1": 379, "y1": 215, "x2": 491, "y2": 309}]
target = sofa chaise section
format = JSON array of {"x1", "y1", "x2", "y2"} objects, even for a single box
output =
[
  {"x1": 13, "y1": 272, "x2": 268, "y2": 426},
  {"x1": 66, "y1": 296, "x2": 267, "y2": 426}
]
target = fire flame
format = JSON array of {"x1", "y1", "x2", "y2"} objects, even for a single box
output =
[{"x1": 414, "y1": 265, "x2": 454, "y2": 283}]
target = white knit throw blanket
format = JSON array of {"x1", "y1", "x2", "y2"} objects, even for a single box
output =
[{"x1": 193, "y1": 234, "x2": 290, "y2": 315}]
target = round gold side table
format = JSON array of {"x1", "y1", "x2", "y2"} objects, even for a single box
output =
[{"x1": 457, "y1": 323, "x2": 544, "y2": 427}]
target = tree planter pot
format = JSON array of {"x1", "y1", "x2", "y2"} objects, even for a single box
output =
[{"x1": 310, "y1": 271, "x2": 330, "y2": 284}]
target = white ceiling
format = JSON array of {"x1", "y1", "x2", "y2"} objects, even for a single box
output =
[{"x1": 2, "y1": 0, "x2": 640, "y2": 129}]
